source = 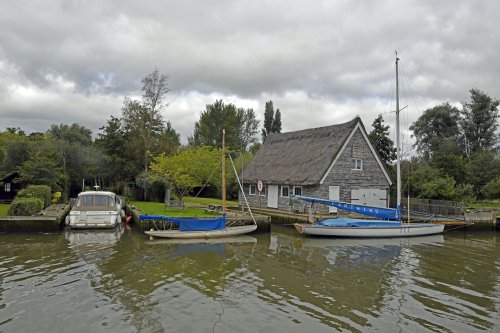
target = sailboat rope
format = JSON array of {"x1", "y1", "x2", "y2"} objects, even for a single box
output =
[
  {"x1": 228, "y1": 154, "x2": 257, "y2": 225},
  {"x1": 192, "y1": 168, "x2": 217, "y2": 199}
]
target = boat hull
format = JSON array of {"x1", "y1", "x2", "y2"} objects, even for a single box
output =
[
  {"x1": 145, "y1": 225, "x2": 258, "y2": 239},
  {"x1": 294, "y1": 223, "x2": 444, "y2": 238}
]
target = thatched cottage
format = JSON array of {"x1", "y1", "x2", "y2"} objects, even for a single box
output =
[{"x1": 239, "y1": 117, "x2": 392, "y2": 212}]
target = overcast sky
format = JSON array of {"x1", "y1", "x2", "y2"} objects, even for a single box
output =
[{"x1": 1, "y1": 0, "x2": 499, "y2": 146}]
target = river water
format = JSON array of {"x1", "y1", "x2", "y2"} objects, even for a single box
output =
[{"x1": 0, "y1": 225, "x2": 498, "y2": 332}]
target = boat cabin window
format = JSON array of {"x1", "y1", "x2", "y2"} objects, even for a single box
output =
[
  {"x1": 249, "y1": 185, "x2": 256, "y2": 195},
  {"x1": 352, "y1": 159, "x2": 363, "y2": 170},
  {"x1": 78, "y1": 195, "x2": 115, "y2": 206},
  {"x1": 281, "y1": 186, "x2": 289, "y2": 197},
  {"x1": 293, "y1": 186, "x2": 302, "y2": 196}
]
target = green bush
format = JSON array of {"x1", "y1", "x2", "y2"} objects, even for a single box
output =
[
  {"x1": 16, "y1": 185, "x2": 52, "y2": 208},
  {"x1": 481, "y1": 177, "x2": 500, "y2": 200},
  {"x1": 8, "y1": 197, "x2": 44, "y2": 216}
]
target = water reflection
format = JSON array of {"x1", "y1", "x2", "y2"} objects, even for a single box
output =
[{"x1": 0, "y1": 228, "x2": 498, "y2": 332}]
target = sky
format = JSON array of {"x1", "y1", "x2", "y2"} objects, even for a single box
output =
[{"x1": 1, "y1": 0, "x2": 499, "y2": 146}]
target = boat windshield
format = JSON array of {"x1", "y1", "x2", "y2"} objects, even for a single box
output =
[{"x1": 77, "y1": 195, "x2": 115, "y2": 207}]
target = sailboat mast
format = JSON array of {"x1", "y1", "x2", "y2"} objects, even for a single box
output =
[
  {"x1": 395, "y1": 53, "x2": 401, "y2": 214},
  {"x1": 222, "y1": 128, "x2": 226, "y2": 214}
]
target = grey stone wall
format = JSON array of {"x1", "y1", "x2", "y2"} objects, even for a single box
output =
[
  {"x1": 316, "y1": 128, "x2": 391, "y2": 206},
  {"x1": 238, "y1": 128, "x2": 391, "y2": 212}
]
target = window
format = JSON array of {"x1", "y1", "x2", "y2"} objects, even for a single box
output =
[
  {"x1": 281, "y1": 186, "x2": 289, "y2": 197},
  {"x1": 249, "y1": 185, "x2": 256, "y2": 196},
  {"x1": 293, "y1": 186, "x2": 302, "y2": 196},
  {"x1": 80, "y1": 195, "x2": 94, "y2": 206},
  {"x1": 259, "y1": 185, "x2": 266, "y2": 196},
  {"x1": 4, "y1": 183, "x2": 11, "y2": 192},
  {"x1": 352, "y1": 159, "x2": 363, "y2": 170}
]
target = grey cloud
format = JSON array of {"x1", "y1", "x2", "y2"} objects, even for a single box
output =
[{"x1": 0, "y1": 0, "x2": 499, "y2": 139}]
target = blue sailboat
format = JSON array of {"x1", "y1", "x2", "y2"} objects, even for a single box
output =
[{"x1": 294, "y1": 55, "x2": 444, "y2": 238}]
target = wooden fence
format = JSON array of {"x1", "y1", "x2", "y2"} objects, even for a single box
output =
[{"x1": 391, "y1": 198, "x2": 464, "y2": 216}]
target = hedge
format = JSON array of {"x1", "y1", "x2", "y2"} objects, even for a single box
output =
[
  {"x1": 8, "y1": 197, "x2": 44, "y2": 216},
  {"x1": 16, "y1": 185, "x2": 52, "y2": 208}
]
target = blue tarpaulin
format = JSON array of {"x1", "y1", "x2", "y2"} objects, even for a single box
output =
[
  {"x1": 139, "y1": 215, "x2": 226, "y2": 231},
  {"x1": 316, "y1": 217, "x2": 401, "y2": 227}
]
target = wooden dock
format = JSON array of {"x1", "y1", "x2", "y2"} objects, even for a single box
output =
[{"x1": 0, "y1": 204, "x2": 70, "y2": 232}]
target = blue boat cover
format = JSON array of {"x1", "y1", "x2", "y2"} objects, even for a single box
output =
[
  {"x1": 139, "y1": 215, "x2": 226, "y2": 231},
  {"x1": 316, "y1": 217, "x2": 401, "y2": 228}
]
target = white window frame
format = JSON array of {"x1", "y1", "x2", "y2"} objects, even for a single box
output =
[
  {"x1": 281, "y1": 186, "x2": 289, "y2": 197},
  {"x1": 249, "y1": 185, "x2": 256, "y2": 196},
  {"x1": 4, "y1": 183, "x2": 11, "y2": 192},
  {"x1": 293, "y1": 186, "x2": 302, "y2": 196},
  {"x1": 352, "y1": 158, "x2": 363, "y2": 170}
]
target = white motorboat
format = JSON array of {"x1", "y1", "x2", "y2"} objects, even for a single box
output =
[{"x1": 66, "y1": 191, "x2": 125, "y2": 229}]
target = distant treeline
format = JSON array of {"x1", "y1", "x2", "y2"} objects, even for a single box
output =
[
  {"x1": 0, "y1": 69, "x2": 283, "y2": 201},
  {"x1": 0, "y1": 69, "x2": 498, "y2": 202}
]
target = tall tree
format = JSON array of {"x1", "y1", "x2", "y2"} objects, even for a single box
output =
[
  {"x1": 122, "y1": 98, "x2": 165, "y2": 171},
  {"x1": 261, "y1": 100, "x2": 275, "y2": 141},
  {"x1": 122, "y1": 69, "x2": 172, "y2": 172},
  {"x1": 237, "y1": 108, "x2": 260, "y2": 151},
  {"x1": 189, "y1": 100, "x2": 259, "y2": 151},
  {"x1": 410, "y1": 103, "x2": 461, "y2": 159},
  {"x1": 272, "y1": 109, "x2": 282, "y2": 134},
  {"x1": 95, "y1": 116, "x2": 132, "y2": 182},
  {"x1": 460, "y1": 89, "x2": 499, "y2": 154},
  {"x1": 141, "y1": 68, "x2": 169, "y2": 113},
  {"x1": 368, "y1": 115, "x2": 396, "y2": 166}
]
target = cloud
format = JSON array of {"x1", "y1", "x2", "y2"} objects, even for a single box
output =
[{"x1": 0, "y1": 0, "x2": 499, "y2": 143}]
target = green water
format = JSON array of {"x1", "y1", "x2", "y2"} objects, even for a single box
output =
[{"x1": 0, "y1": 225, "x2": 498, "y2": 332}]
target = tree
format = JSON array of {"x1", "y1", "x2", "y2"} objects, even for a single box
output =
[
  {"x1": 467, "y1": 150, "x2": 500, "y2": 197},
  {"x1": 410, "y1": 103, "x2": 461, "y2": 159},
  {"x1": 237, "y1": 108, "x2": 260, "y2": 151},
  {"x1": 368, "y1": 115, "x2": 396, "y2": 167},
  {"x1": 122, "y1": 69, "x2": 172, "y2": 172},
  {"x1": 189, "y1": 100, "x2": 259, "y2": 151},
  {"x1": 47, "y1": 123, "x2": 92, "y2": 146},
  {"x1": 262, "y1": 100, "x2": 274, "y2": 141},
  {"x1": 460, "y1": 89, "x2": 499, "y2": 154},
  {"x1": 18, "y1": 146, "x2": 64, "y2": 192},
  {"x1": 122, "y1": 98, "x2": 165, "y2": 171},
  {"x1": 141, "y1": 68, "x2": 169, "y2": 113},
  {"x1": 157, "y1": 121, "x2": 181, "y2": 156},
  {"x1": 95, "y1": 116, "x2": 132, "y2": 182},
  {"x1": 272, "y1": 109, "x2": 282, "y2": 134},
  {"x1": 481, "y1": 176, "x2": 500, "y2": 199},
  {"x1": 149, "y1": 147, "x2": 221, "y2": 204}
]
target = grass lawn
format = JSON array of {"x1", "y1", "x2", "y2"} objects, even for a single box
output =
[
  {"x1": 182, "y1": 196, "x2": 238, "y2": 206},
  {"x1": 0, "y1": 204, "x2": 10, "y2": 216},
  {"x1": 467, "y1": 200, "x2": 500, "y2": 213},
  {"x1": 128, "y1": 198, "x2": 233, "y2": 217}
]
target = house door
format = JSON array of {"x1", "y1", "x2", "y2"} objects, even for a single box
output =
[
  {"x1": 267, "y1": 185, "x2": 279, "y2": 208},
  {"x1": 351, "y1": 188, "x2": 387, "y2": 208},
  {"x1": 329, "y1": 186, "x2": 340, "y2": 213}
]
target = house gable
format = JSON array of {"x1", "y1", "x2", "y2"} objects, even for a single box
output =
[{"x1": 319, "y1": 122, "x2": 392, "y2": 186}]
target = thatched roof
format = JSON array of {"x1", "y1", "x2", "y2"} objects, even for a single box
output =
[{"x1": 242, "y1": 117, "x2": 363, "y2": 186}]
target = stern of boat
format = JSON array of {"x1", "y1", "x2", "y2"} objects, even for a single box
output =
[{"x1": 294, "y1": 223, "x2": 304, "y2": 234}]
